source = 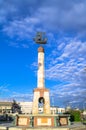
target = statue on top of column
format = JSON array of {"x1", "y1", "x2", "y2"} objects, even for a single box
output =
[{"x1": 33, "y1": 32, "x2": 47, "y2": 44}]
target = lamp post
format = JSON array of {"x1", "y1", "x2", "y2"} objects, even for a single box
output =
[
  {"x1": 83, "y1": 102, "x2": 86, "y2": 110},
  {"x1": 51, "y1": 93, "x2": 55, "y2": 114}
]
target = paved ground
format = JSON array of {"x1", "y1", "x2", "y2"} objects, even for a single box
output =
[
  {"x1": 0, "y1": 121, "x2": 86, "y2": 130},
  {"x1": 66, "y1": 122, "x2": 86, "y2": 130}
]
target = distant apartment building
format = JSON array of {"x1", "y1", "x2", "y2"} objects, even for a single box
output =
[
  {"x1": 50, "y1": 106, "x2": 58, "y2": 114},
  {"x1": 0, "y1": 101, "x2": 33, "y2": 114},
  {"x1": 38, "y1": 106, "x2": 65, "y2": 114},
  {"x1": 19, "y1": 102, "x2": 33, "y2": 114},
  {"x1": 57, "y1": 107, "x2": 66, "y2": 113},
  {"x1": 0, "y1": 101, "x2": 12, "y2": 113}
]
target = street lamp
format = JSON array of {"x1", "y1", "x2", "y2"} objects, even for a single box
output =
[{"x1": 83, "y1": 102, "x2": 86, "y2": 110}]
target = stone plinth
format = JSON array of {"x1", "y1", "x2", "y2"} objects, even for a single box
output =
[
  {"x1": 15, "y1": 114, "x2": 70, "y2": 127},
  {"x1": 1, "y1": 126, "x2": 70, "y2": 130}
]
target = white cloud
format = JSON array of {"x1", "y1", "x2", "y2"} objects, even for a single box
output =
[
  {"x1": 58, "y1": 42, "x2": 65, "y2": 50},
  {"x1": 0, "y1": 84, "x2": 9, "y2": 92},
  {"x1": 3, "y1": 17, "x2": 40, "y2": 38},
  {"x1": 2, "y1": 16, "x2": 41, "y2": 48},
  {"x1": 1, "y1": 0, "x2": 86, "y2": 39},
  {"x1": 11, "y1": 92, "x2": 33, "y2": 101},
  {"x1": 45, "y1": 38, "x2": 86, "y2": 107},
  {"x1": 46, "y1": 39, "x2": 86, "y2": 80},
  {"x1": 21, "y1": 44, "x2": 29, "y2": 48}
]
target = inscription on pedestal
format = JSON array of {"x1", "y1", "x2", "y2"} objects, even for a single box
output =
[
  {"x1": 17, "y1": 117, "x2": 29, "y2": 126},
  {"x1": 37, "y1": 117, "x2": 51, "y2": 126}
]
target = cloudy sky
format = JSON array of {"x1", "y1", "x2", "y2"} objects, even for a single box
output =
[{"x1": 0, "y1": 0, "x2": 86, "y2": 109}]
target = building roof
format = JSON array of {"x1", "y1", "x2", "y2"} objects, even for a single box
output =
[{"x1": 0, "y1": 102, "x2": 12, "y2": 106}]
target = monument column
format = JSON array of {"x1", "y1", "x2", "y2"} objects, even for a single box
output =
[
  {"x1": 32, "y1": 32, "x2": 50, "y2": 114},
  {"x1": 37, "y1": 47, "x2": 45, "y2": 88}
]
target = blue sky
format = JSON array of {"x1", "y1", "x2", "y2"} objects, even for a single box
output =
[{"x1": 0, "y1": 0, "x2": 86, "y2": 109}]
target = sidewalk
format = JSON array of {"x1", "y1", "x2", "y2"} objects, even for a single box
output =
[
  {"x1": 61, "y1": 122, "x2": 86, "y2": 130},
  {"x1": 0, "y1": 122, "x2": 86, "y2": 130}
]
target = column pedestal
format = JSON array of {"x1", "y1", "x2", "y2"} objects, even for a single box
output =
[{"x1": 32, "y1": 88, "x2": 51, "y2": 114}]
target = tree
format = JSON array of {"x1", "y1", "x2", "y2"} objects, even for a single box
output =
[
  {"x1": 69, "y1": 110, "x2": 81, "y2": 122},
  {"x1": 11, "y1": 100, "x2": 21, "y2": 114}
]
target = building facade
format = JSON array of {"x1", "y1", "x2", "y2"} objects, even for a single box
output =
[
  {"x1": 19, "y1": 102, "x2": 33, "y2": 114},
  {"x1": 0, "y1": 101, "x2": 12, "y2": 113}
]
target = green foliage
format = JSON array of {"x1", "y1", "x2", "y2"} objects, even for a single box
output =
[{"x1": 69, "y1": 110, "x2": 81, "y2": 122}]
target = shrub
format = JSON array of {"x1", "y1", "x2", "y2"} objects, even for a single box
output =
[{"x1": 70, "y1": 110, "x2": 81, "y2": 122}]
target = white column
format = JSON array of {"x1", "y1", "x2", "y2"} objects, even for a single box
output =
[{"x1": 37, "y1": 47, "x2": 45, "y2": 88}]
